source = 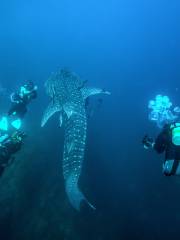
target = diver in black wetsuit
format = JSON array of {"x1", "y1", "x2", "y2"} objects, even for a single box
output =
[
  {"x1": 143, "y1": 122, "x2": 180, "y2": 176},
  {"x1": 8, "y1": 81, "x2": 37, "y2": 119},
  {"x1": 0, "y1": 131, "x2": 25, "y2": 177},
  {"x1": 0, "y1": 81, "x2": 37, "y2": 177}
]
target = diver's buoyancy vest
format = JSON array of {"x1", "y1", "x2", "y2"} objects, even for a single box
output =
[{"x1": 170, "y1": 123, "x2": 180, "y2": 146}]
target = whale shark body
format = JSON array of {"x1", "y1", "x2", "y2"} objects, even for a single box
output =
[{"x1": 41, "y1": 69, "x2": 110, "y2": 211}]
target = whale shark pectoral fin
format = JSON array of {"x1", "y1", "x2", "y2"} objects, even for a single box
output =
[
  {"x1": 41, "y1": 101, "x2": 61, "y2": 127},
  {"x1": 81, "y1": 87, "x2": 111, "y2": 100}
]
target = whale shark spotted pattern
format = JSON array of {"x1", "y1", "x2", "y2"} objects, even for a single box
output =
[{"x1": 41, "y1": 69, "x2": 110, "y2": 211}]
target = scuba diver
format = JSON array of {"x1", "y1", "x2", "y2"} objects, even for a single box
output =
[
  {"x1": 0, "y1": 131, "x2": 26, "y2": 177},
  {"x1": 0, "y1": 81, "x2": 37, "y2": 177},
  {"x1": 8, "y1": 81, "x2": 37, "y2": 119},
  {"x1": 143, "y1": 122, "x2": 180, "y2": 176}
]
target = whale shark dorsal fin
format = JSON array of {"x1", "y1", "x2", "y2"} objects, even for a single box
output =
[
  {"x1": 41, "y1": 101, "x2": 62, "y2": 127},
  {"x1": 81, "y1": 87, "x2": 111, "y2": 100}
]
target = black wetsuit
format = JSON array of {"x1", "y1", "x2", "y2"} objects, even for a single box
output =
[
  {"x1": 154, "y1": 123, "x2": 180, "y2": 174},
  {"x1": 8, "y1": 90, "x2": 37, "y2": 119},
  {"x1": 8, "y1": 101, "x2": 27, "y2": 119}
]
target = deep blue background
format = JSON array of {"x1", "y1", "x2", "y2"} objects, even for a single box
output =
[{"x1": 0, "y1": 0, "x2": 180, "y2": 239}]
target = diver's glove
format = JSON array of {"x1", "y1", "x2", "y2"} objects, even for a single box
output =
[{"x1": 142, "y1": 135, "x2": 155, "y2": 149}]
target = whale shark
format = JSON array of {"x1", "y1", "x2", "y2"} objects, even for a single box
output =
[{"x1": 41, "y1": 69, "x2": 110, "y2": 211}]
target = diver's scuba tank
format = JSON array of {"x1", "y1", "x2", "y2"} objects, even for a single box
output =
[{"x1": 170, "y1": 123, "x2": 180, "y2": 146}]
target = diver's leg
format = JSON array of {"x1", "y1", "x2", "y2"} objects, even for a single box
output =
[
  {"x1": 174, "y1": 162, "x2": 180, "y2": 176},
  {"x1": 163, "y1": 160, "x2": 180, "y2": 176},
  {"x1": 163, "y1": 160, "x2": 174, "y2": 176}
]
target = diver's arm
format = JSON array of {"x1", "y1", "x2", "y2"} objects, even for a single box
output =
[{"x1": 142, "y1": 130, "x2": 167, "y2": 153}]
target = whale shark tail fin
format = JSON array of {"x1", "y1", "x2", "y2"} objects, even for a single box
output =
[{"x1": 65, "y1": 176, "x2": 95, "y2": 211}]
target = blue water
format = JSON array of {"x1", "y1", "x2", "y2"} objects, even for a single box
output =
[{"x1": 0, "y1": 0, "x2": 180, "y2": 239}]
